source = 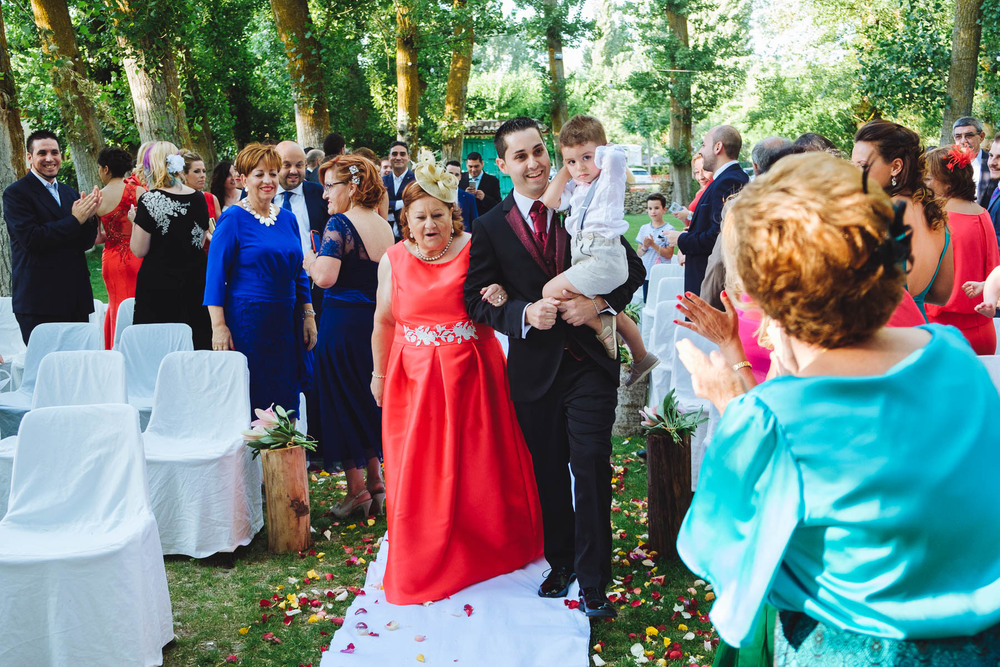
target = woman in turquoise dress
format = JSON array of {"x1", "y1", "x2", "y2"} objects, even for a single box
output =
[
  {"x1": 676, "y1": 153, "x2": 1000, "y2": 665},
  {"x1": 204, "y1": 143, "x2": 317, "y2": 413}
]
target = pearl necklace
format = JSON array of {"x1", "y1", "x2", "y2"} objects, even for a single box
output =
[
  {"x1": 414, "y1": 233, "x2": 454, "y2": 262},
  {"x1": 242, "y1": 199, "x2": 278, "y2": 227}
]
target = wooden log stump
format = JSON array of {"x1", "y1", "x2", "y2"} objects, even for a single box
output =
[
  {"x1": 646, "y1": 431, "x2": 692, "y2": 559},
  {"x1": 260, "y1": 446, "x2": 311, "y2": 553},
  {"x1": 614, "y1": 365, "x2": 650, "y2": 437}
]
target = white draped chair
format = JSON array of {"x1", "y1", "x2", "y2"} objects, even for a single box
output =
[
  {"x1": 0, "y1": 322, "x2": 101, "y2": 437},
  {"x1": 143, "y1": 351, "x2": 263, "y2": 557},
  {"x1": 993, "y1": 318, "x2": 1000, "y2": 343},
  {"x1": 0, "y1": 404, "x2": 173, "y2": 666},
  {"x1": 89, "y1": 298, "x2": 108, "y2": 348},
  {"x1": 117, "y1": 323, "x2": 194, "y2": 429},
  {"x1": 0, "y1": 297, "x2": 25, "y2": 393},
  {"x1": 0, "y1": 350, "x2": 127, "y2": 520},
  {"x1": 668, "y1": 327, "x2": 721, "y2": 491},
  {"x1": 642, "y1": 275, "x2": 684, "y2": 341},
  {"x1": 646, "y1": 300, "x2": 683, "y2": 409},
  {"x1": 113, "y1": 297, "x2": 135, "y2": 349},
  {"x1": 979, "y1": 355, "x2": 1000, "y2": 396}
]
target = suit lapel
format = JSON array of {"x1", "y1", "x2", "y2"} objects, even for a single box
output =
[{"x1": 24, "y1": 174, "x2": 66, "y2": 219}]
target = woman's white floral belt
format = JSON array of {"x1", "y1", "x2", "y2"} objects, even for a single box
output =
[{"x1": 401, "y1": 320, "x2": 480, "y2": 346}]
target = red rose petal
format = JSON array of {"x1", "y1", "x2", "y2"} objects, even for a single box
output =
[
  {"x1": 340, "y1": 643, "x2": 356, "y2": 654},
  {"x1": 463, "y1": 604, "x2": 473, "y2": 617},
  {"x1": 259, "y1": 600, "x2": 271, "y2": 607}
]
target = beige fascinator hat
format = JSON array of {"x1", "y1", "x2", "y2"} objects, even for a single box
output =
[{"x1": 413, "y1": 150, "x2": 458, "y2": 204}]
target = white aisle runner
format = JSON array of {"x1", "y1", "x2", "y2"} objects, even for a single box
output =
[{"x1": 321, "y1": 536, "x2": 590, "y2": 667}]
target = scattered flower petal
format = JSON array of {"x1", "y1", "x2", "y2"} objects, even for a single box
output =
[
  {"x1": 340, "y1": 643, "x2": 355, "y2": 654},
  {"x1": 463, "y1": 604, "x2": 474, "y2": 617}
]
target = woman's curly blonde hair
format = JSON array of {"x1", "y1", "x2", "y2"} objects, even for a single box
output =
[{"x1": 723, "y1": 152, "x2": 908, "y2": 349}]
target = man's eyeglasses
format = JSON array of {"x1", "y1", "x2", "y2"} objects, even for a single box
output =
[{"x1": 954, "y1": 132, "x2": 981, "y2": 142}]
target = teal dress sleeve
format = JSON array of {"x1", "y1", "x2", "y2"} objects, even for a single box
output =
[{"x1": 676, "y1": 392, "x2": 803, "y2": 648}]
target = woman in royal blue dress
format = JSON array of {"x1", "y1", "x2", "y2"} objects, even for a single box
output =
[
  {"x1": 204, "y1": 143, "x2": 318, "y2": 413},
  {"x1": 303, "y1": 155, "x2": 394, "y2": 518},
  {"x1": 675, "y1": 152, "x2": 1000, "y2": 665}
]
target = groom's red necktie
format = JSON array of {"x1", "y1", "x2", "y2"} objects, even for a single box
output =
[{"x1": 529, "y1": 200, "x2": 548, "y2": 246}]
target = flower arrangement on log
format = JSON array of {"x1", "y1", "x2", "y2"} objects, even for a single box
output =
[
  {"x1": 242, "y1": 404, "x2": 317, "y2": 458},
  {"x1": 639, "y1": 390, "x2": 708, "y2": 445}
]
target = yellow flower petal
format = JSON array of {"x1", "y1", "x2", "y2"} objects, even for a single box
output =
[
  {"x1": 307, "y1": 614, "x2": 319, "y2": 623},
  {"x1": 367, "y1": 518, "x2": 376, "y2": 526},
  {"x1": 705, "y1": 592, "x2": 716, "y2": 601},
  {"x1": 307, "y1": 570, "x2": 319, "y2": 579},
  {"x1": 238, "y1": 627, "x2": 249, "y2": 635},
  {"x1": 646, "y1": 626, "x2": 659, "y2": 636},
  {"x1": 677, "y1": 624, "x2": 688, "y2": 631},
  {"x1": 416, "y1": 655, "x2": 425, "y2": 663}
]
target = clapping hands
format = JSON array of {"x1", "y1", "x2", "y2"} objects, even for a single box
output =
[{"x1": 72, "y1": 187, "x2": 102, "y2": 224}]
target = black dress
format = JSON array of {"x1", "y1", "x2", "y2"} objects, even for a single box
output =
[{"x1": 132, "y1": 189, "x2": 212, "y2": 349}]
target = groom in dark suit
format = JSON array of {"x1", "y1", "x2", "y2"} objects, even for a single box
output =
[
  {"x1": 666, "y1": 125, "x2": 749, "y2": 296},
  {"x1": 464, "y1": 117, "x2": 644, "y2": 619},
  {"x1": 3, "y1": 130, "x2": 100, "y2": 344}
]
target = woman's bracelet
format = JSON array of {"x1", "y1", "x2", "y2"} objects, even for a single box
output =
[
  {"x1": 372, "y1": 372, "x2": 386, "y2": 379},
  {"x1": 731, "y1": 361, "x2": 752, "y2": 372},
  {"x1": 302, "y1": 309, "x2": 316, "y2": 318}
]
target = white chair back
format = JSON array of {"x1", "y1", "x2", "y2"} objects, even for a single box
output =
[
  {"x1": 31, "y1": 351, "x2": 127, "y2": 409},
  {"x1": 89, "y1": 299, "x2": 108, "y2": 347},
  {"x1": 669, "y1": 327, "x2": 719, "y2": 411},
  {"x1": 0, "y1": 297, "x2": 25, "y2": 361},
  {"x1": 646, "y1": 300, "x2": 683, "y2": 408},
  {"x1": 146, "y1": 351, "x2": 250, "y2": 439},
  {"x1": 113, "y1": 297, "x2": 135, "y2": 348},
  {"x1": 20, "y1": 323, "x2": 101, "y2": 394},
  {"x1": 646, "y1": 263, "x2": 684, "y2": 305},
  {"x1": 3, "y1": 404, "x2": 148, "y2": 528},
  {"x1": 117, "y1": 323, "x2": 194, "y2": 405},
  {"x1": 642, "y1": 276, "x2": 685, "y2": 340},
  {"x1": 979, "y1": 355, "x2": 1000, "y2": 396},
  {"x1": 993, "y1": 318, "x2": 1000, "y2": 342}
]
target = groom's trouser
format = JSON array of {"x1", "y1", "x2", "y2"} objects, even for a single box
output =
[{"x1": 513, "y1": 349, "x2": 617, "y2": 591}]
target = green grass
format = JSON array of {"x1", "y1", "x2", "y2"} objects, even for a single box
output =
[
  {"x1": 86, "y1": 245, "x2": 108, "y2": 303},
  {"x1": 624, "y1": 214, "x2": 685, "y2": 251},
  {"x1": 159, "y1": 438, "x2": 717, "y2": 666}
]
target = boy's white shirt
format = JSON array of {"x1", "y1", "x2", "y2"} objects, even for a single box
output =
[{"x1": 558, "y1": 144, "x2": 629, "y2": 238}]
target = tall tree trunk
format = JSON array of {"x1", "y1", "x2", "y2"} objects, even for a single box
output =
[
  {"x1": 179, "y1": 44, "x2": 217, "y2": 170},
  {"x1": 666, "y1": 8, "x2": 691, "y2": 205},
  {"x1": 544, "y1": 0, "x2": 568, "y2": 144},
  {"x1": 270, "y1": 0, "x2": 330, "y2": 148},
  {"x1": 441, "y1": 0, "x2": 473, "y2": 162},
  {"x1": 940, "y1": 0, "x2": 983, "y2": 145},
  {"x1": 0, "y1": 5, "x2": 24, "y2": 297},
  {"x1": 118, "y1": 43, "x2": 191, "y2": 146},
  {"x1": 29, "y1": 0, "x2": 104, "y2": 192},
  {"x1": 395, "y1": 0, "x2": 421, "y2": 147}
]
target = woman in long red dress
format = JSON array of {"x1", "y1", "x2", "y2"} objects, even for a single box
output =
[
  {"x1": 97, "y1": 147, "x2": 145, "y2": 349},
  {"x1": 923, "y1": 146, "x2": 1000, "y2": 354},
  {"x1": 371, "y1": 159, "x2": 543, "y2": 605}
]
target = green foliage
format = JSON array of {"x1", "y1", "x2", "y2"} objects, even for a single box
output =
[{"x1": 640, "y1": 390, "x2": 708, "y2": 445}]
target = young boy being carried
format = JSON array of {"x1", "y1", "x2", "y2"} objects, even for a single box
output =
[{"x1": 539, "y1": 114, "x2": 659, "y2": 387}]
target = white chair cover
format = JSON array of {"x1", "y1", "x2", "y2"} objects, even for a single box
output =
[
  {"x1": 0, "y1": 298, "x2": 25, "y2": 393},
  {"x1": 0, "y1": 350, "x2": 128, "y2": 520},
  {"x1": 979, "y1": 355, "x2": 1000, "y2": 396},
  {"x1": 143, "y1": 351, "x2": 263, "y2": 557},
  {"x1": 642, "y1": 276, "x2": 684, "y2": 341},
  {"x1": 668, "y1": 327, "x2": 721, "y2": 491},
  {"x1": 993, "y1": 318, "x2": 1000, "y2": 342},
  {"x1": 117, "y1": 323, "x2": 194, "y2": 429},
  {"x1": 113, "y1": 297, "x2": 135, "y2": 349},
  {"x1": 0, "y1": 322, "x2": 101, "y2": 437},
  {"x1": 0, "y1": 405, "x2": 173, "y2": 666},
  {"x1": 89, "y1": 298, "x2": 108, "y2": 348},
  {"x1": 646, "y1": 300, "x2": 683, "y2": 409}
]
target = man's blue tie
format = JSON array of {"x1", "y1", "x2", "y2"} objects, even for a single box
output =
[{"x1": 282, "y1": 190, "x2": 293, "y2": 211}]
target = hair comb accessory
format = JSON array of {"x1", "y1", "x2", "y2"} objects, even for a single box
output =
[
  {"x1": 348, "y1": 164, "x2": 360, "y2": 185},
  {"x1": 412, "y1": 150, "x2": 458, "y2": 203},
  {"x1": 945, "y1": 145, "x2": 974, "y2": 171}
]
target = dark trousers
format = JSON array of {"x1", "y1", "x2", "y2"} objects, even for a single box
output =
[
  {"x1": 513, "y1": 349, "x2": 617, "y2": 590},
  {"x1": 15, "y1": 311, "x2": 90, "y2": 346}
]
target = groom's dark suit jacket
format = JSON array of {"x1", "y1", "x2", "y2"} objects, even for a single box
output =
[
  {"x1": 464, "y1": 193, "x2": 643, "y2": 402},
  {"x1": 677, "y1": 162, "x2": 748, "y2": 296},
  {"x1": 3, "y1": 173, "x2": 98, "y2": 317}
]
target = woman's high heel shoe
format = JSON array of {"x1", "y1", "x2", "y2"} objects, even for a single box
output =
[
  {"x1": 329, "y1": 490, "x2": 373, "y2": 519},
  {"x1": 368, "y1": 485, "x2": 386, "y2": 515}
]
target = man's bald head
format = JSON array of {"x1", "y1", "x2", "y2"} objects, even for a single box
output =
[
  {"x1": 276, "y1": 141, "x2": 307, "y2": 190},
  {"x1": 699, "y1": 125, "x2": 742, "y2": 172}
]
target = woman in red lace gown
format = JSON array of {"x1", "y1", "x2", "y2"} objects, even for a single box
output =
[
  {"x1": 924, "y1": 146, "x2": 1000, "y2": 354},
  {"x1": 97, "y1": 147, "x2": 145, "y2": 349},
  {"x1": 371, "y1": 160, "x2": 543, "y2": 605}
]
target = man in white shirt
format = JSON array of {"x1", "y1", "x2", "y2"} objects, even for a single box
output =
[
  {"x1": 275, "y1": 141, "x2": 328, "y2": 257},
  {"x1": 953, "y1": 116, "x2": 997, "y2": 207}
]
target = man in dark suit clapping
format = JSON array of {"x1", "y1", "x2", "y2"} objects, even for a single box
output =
[
  {"x1": 665, "y1": 125, "x2": 749, "y2": 296},
  {"x1": 3, "y1": 130, "x2": 101, "y2": 344},
  {"x1": 458, "y1": 152, "x2": 502, "y2": 214},
  {"x1": 382, "y1": 141, "x2": 414, "y2": 241}
]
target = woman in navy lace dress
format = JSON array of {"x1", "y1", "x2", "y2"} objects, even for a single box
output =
[
  {"x1": 204, "y1": 143, "x2": 317, "y2": 413},
  {"x1": 303, "y1": 155, "x2": 393, "y2": 518}
]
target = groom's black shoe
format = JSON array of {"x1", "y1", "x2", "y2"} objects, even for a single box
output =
[
  {"x1": 537, "y1": 566, "x2": 576, "y2": 598},
  {"x1": 579, "y1": 587, "x2": 617, "y2": 619}
]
